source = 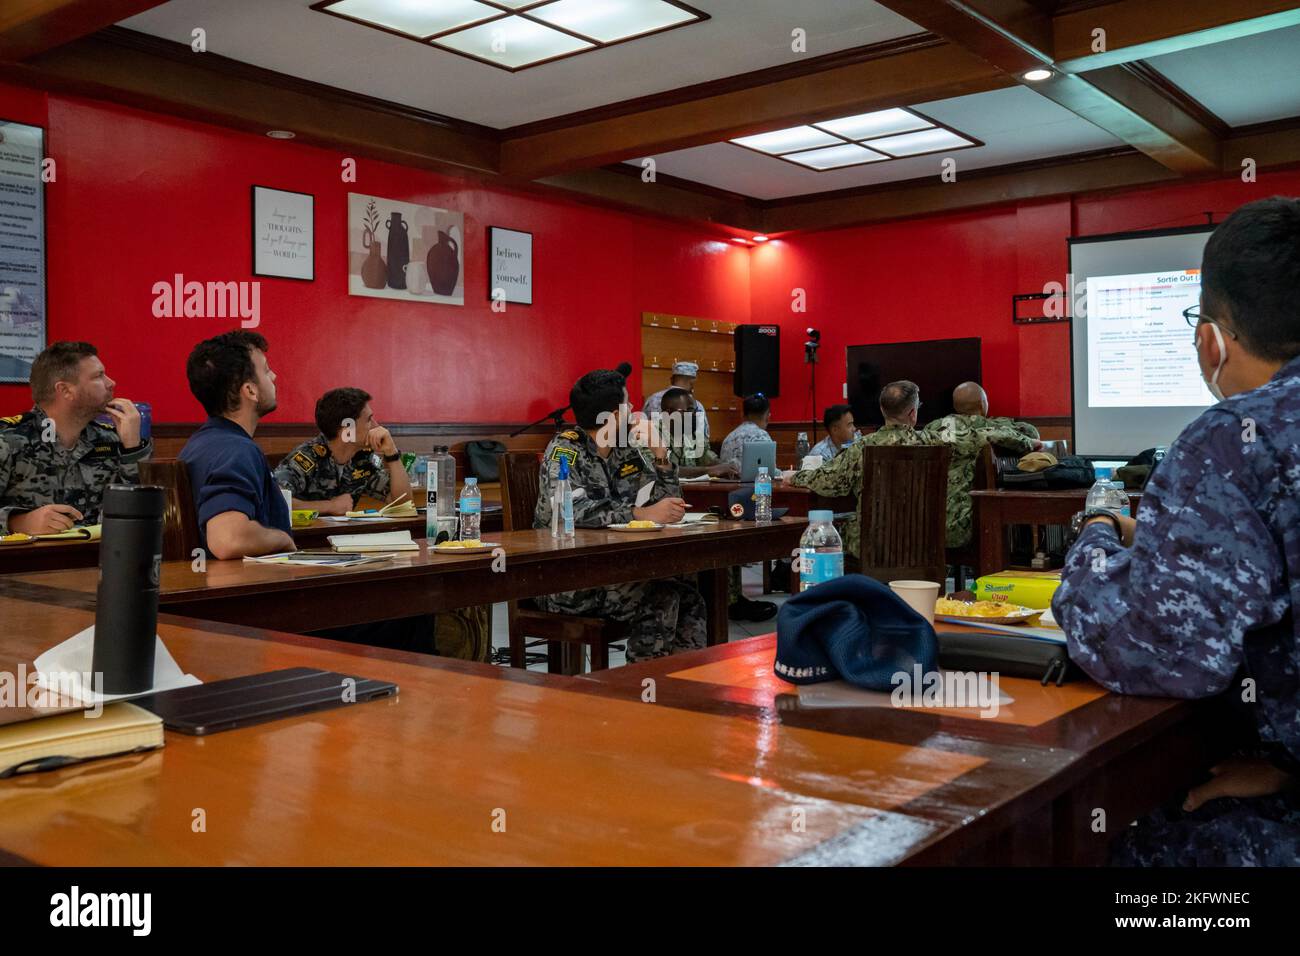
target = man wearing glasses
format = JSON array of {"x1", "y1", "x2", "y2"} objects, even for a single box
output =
[{"x1": 1053, "y1": 196, "x2": 1300, "y2": 865}]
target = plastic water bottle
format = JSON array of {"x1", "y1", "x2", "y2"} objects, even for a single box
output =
[
  {"x1": 552, "y1": 457, "x2": 575, "y2": 540},
  {"x1": 1085, "y1": 477, "x2": 1130, "y2": 518},
  {"x1": 794, "y1": 432, "x2": 810, "y2": 463},
  {"x1": 754, "y1": 466, "x2": 772, "y2": 524},
  {"x1": 459, "y1": 477, "x2": 482, "y2": 541},
  {"x1": 799, "y1": 510, "x2": 844, "y2": 592},
  {"x1": 427, "y1": 446, "x2": 456, "y2": 542}
]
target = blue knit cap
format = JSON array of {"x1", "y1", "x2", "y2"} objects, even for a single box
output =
[{"x1": 774, "y1": 574, "x2": 938, "y2": 690}]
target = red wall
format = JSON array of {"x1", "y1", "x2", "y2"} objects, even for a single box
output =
[
  {"x1": 5, "y1": 77, "x2": 1299, "y2": 425},
  {"x1": 0, "y1": 83, "x2": 751, "y2": 423},
  {"x1": 751, "y1": 167, "x2": 1300, "y2": 420}
]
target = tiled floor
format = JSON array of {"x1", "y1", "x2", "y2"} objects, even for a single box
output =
[{"x1": 489, "y1": 563, "x2": 790, "y2": 672}]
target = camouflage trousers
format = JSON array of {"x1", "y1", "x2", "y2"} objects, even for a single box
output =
[
  {"x1": 536, "y1": 577, "x2": 706, "y2": 662},
  {"x1": 1112, "y1": 790, "x2": 1300, "y2": 866}
]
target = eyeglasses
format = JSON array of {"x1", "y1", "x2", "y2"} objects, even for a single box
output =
[{"x1": 1183, "y1": 306, "x2": 1239, "y2": 339}]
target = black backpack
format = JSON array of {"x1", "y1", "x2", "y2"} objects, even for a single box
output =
[
  {"x1": 1001, "y1": 455, "x2": 1096, "y2": 489},
  {"x1": 465, "y1": 440, "x2": 507, "y2": 482}
]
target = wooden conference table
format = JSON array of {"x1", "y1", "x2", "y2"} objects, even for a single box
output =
[
  {"x1": 680, "y1": 479, "x2": 853, "y2": 517},
  {"x1": 4, "y1": 518, "x2": 807, "y2": 645},
  {"x1": 0, "y1": 596, "x2": 1225, "y2": 866},
  {"x1": 0, "y1": 509, "x2": 503, "y2": 576},
  {"x1": 971, "y1": 488, "x2": 1143, "y2": 576}
]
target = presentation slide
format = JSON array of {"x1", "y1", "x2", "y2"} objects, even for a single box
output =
[
  {"x1": 1086, "y1": 269, "x2": 1214, "y2": 408},
  {"x1": 1068, "y1": 226, "x2": 1215, "y2": 458}
]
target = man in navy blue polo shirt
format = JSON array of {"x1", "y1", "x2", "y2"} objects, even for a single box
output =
[{"x1": 179, "y1": 331, "x2": 294, "y2": 559}]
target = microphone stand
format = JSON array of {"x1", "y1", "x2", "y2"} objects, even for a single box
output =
[
  {"x1": 511, "y1": 405, "x2": 572, "y2": 438},
  {"x1": 804, "y1": 340, "x2": 820, "y2": 444}
]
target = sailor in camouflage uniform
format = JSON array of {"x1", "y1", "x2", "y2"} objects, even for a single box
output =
[
  {"x1": 922, "y1": 382, "x2": 1040, "y2": 548},
  {"x1": 273, "y1": 388, "x2": 409, "y2": 515},
  {"x1": 788, "y1": 381, "x2": 933, "y2": 559},
  {"x1": 534, "y1": 369, "x2": 704, "y2": 662},
  {"x1": 1053, "y1": 198, "x2": 1300, "y2": 866},
  {"x1": 658, "y1": 387, "x2": 737, "y2": 479},
  {"x1": 0, "y1": 342, "x2": 149, "y2": 534}
]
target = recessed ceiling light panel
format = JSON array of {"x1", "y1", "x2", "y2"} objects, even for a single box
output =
[
  {"x1": 868, "y1": 127, "x2": 976, "y2": 157},
  {"x1": 731, "y1": 126, "x2": 841, "y2": 155},
  {"x1": 531, "y1": 0, "x2": 697, "y2": 43},
  {"x1": 784, "y1": 144, "x2": 888, "y2": 170},
  {"x1": 325, "y1": 0, "x2": 501, "y2": 38},
  {"x1": 814, "y1": 108, "x2": 931, "y2": 140},
  {"x1": 433, "y1": 15, "x2": 594, "y2": 69}
]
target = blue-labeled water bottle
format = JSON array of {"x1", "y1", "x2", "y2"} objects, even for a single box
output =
[
  {"x1": 799, "y1": 510, "x2": 844, "y2": 592},
  {"x1": 552, "y1": 457, "x2": 575, "y2": 540},
  {"x1": 754, "y1": 465, "x2": 772, "y2": 524},
  {"x1": 459, "y1": 477, "x2": 482, "y2": 541}
]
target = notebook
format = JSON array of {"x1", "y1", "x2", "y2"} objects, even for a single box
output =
[
  {"x1": 34, "y1": 524, "x2": 103, "y2": 541},
  {"x1": 243, "y1": 551, "x2": 395, "y2": 567},
  {"x1": 0, "y1": 702, "x2": 163, "y2": 778},
  {"x1": 345, "y1": 493, "x2": 416, "y2": 519},
  {"x1": 326, "y1": 530, "x2": 419, "y2": 552}
]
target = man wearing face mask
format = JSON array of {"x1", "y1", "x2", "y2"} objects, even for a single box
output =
[
  {"x1": 1052, "y1": 196, "x2": 1300, "y2": 866},
  {"x1": 534, "y1": 367, "x2": 705, "y2": 662}
]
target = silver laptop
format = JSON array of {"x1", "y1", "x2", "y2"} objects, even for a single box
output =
[{"x1": 740, "y1": 440, "x2": 778, "y2": 482}]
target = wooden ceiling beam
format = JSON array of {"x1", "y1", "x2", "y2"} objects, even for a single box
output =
[
  {"x1": 873, "y1": 0, "x2": 1222, "y2": 174},
  {"x1": 0, "y1": 0, "x2": 168, "y2": 61},
  {"x1": 1, "y1": 28, "x2": 501, "y2": 176},
  {"x1": 499, "y1": 41, "x2": 1014, "y2": 180},
  {"x1": 1054, "y1": 0, "x2": 1300, "y2": 72}
]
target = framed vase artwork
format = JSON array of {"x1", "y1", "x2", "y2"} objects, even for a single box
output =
[
  {"x1": 347, "y1": 192, "x2": 463, "y2": 305},
  {"x1": 0, "y1": 119, "x2": 47, "y2": 384},
  {"x1": 488, "y1": 227, "x2": 532, "y2": 306},
  {"x1": 251, "y1": 186, "x2": 314, "y2": 281}
]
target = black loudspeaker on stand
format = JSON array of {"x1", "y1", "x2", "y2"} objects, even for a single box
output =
[{"x1": 733, "y1": 325, "x2": 780, "y2": 397}]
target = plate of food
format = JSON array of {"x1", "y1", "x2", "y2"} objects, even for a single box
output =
[
  {"x1": 607, "y1": 521, "x2": 664, "y2": 532},
  {"x1": 0, "y1": 532, "x2": 33, "y2": 545},
  {"x1": 935, "y1": 593, "x2": 1042, "y2": 625},
  {"x1": 432, "y1": 539, "x2": 499, "y2": 554}
]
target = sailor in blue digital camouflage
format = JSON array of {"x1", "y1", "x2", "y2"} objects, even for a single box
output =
[
  {"x1": 1052, "y1": 197, "x2": 1300, "y2": 866},
  {"x1": 0, "y1": 342, "x2": 150, "y2": 534},
  {"x1": 922, "y1": 381, "x2": 1040, "y2": 548},
  {"x1": 789, "y1": 381, "x2": 934, "y2": 560},
  {"x1": 534, "y1": 369, "x2": 704, "y2": 662},
  {"x1": 719, "y1": 393, "x2": 775, "y2": 470},
  {"x1": 272, "y1": 387, "x2": 410, "y2": 515}
]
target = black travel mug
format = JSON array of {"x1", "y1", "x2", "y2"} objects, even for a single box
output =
[{"x1": 91, "y1": 484, "x2": 165, "y2": 694}]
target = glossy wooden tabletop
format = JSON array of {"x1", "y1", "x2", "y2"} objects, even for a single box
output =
[{"x1": 0, "y1": 596, "x2": 987, "y2": 866}]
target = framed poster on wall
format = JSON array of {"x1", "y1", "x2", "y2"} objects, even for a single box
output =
[
  {"x1": 347, "y1": 192, "x2": 463, "y2": 305},
  {"x1": 252, "y1": 186, "x2": 314, "y2": 280},
  {"x1": 0, "y1": 119, "x2": 46, "y2": 384},
  {"x1": 488, "y1": 226, "x2": 532, "y2": 305}
]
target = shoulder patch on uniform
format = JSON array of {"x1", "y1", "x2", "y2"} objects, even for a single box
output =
[
  {"x1": 618, "y1": 461, "x2": 642, "y2": 478},
  {"x1": 312, "y1": 443, "x2": 327, "y2": 456},
  {"x1": 550, "y1": 445, "x2": 578, "y2": 467},
  {"x1": 0, "y1": 414, "x2": 23, "y2": 426},
  {"x1": 291, "y1": 450, "x2": 316, "y2": 473},
  {"x1": 558, "y1": 430, "x2": 580, "y2": 441}
]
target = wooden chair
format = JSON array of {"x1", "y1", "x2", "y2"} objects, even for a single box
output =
[
  {"x1": 858, "y1": 444, "x2": 951, "y2": 585},
  {"x1": 945, "y1": 444, "x2": 1033, "y2": 588},
  {"x1": 138, "y1": 459, "x2": 201, "y2": 561},
  {"x1": 497, "y1": 451, "x2": 626, "y2": 675}
]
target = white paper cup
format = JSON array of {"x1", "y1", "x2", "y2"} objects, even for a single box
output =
[{"x1": 889, "y1": 580, "x2": 941, "y2": 624}]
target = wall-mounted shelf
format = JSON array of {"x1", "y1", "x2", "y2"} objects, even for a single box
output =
[{"x1": 641, "y1": 312, "x2": 740, "y2": 437}]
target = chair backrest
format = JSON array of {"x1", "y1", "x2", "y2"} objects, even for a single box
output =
[
  {"x1": 498, "y1": 451, "x2": 542, "y2": 533},
  {"x1": 857, "y1": 444, "x2": 950, "y2": 584},
  {"x1": 138, "y1": 458, "x2": 201, "y2": 561},
  {"x1": 982, "y1": 443, "x2": 1023, "y2": 489}
]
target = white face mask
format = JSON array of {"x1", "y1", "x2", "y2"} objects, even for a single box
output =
[{"x1": 1201, "y1": 321, "x2": 1228, "y2": 402}]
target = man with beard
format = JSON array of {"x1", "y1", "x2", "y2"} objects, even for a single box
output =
[
  {"x1": 0, "y1": 341, "x2": 150, "y2": 534},
  {"x1": 179, "y1": 331, "x2": 294, "y2": 559}
]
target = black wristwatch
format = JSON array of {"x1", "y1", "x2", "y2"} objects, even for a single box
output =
[
  {"x1": 382, "y1": 451, "x2": 402, "y2": 463},
  {"x1": 1067, "y1": 509, "x2": 1122, "y2": 545}
]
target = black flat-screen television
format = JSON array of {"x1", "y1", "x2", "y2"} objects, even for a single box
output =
[{"x1": 847, "y1": 337, "x2": 982, "y2": 427}]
